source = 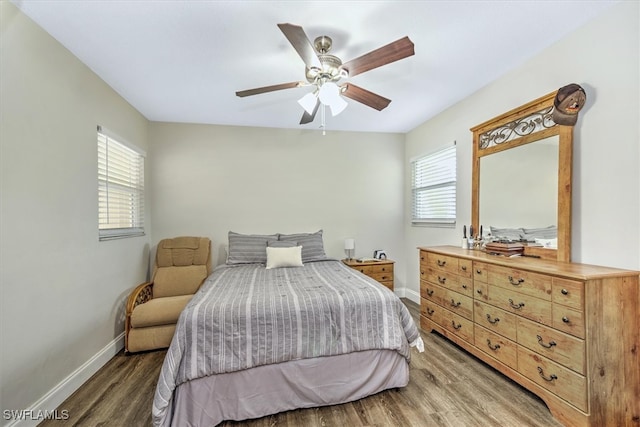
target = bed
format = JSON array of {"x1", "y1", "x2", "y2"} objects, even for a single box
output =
[{"x1": 152, "y1": 231, "x2": 424, "y2": 427}]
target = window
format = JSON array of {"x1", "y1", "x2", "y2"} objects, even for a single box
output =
[
  {"x1": 411, "y1": 144, "x2": 456, "y2": 225},
  {"x1": 97, "y1": 126, "x2": 145, "y2": 240}
]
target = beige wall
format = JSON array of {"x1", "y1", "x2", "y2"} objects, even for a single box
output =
[
  {"x1": 404, "y1": 0, "x2": 640, "y2": 300},
  {"x1": 2, "y1": 0, "x2": 639, "y2": 423},
  {"x1": 1, "y1": 2, "x2": 150, "y2": 420},
  {"x1": 148, "y1": 122, "x2": 406, "y2": 282}
]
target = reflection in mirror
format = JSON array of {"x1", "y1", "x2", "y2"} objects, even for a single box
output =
[
  {"x1": 480, "y1": 137, "x2": 558, "y2": 231},
  {"x1": 471, "y1": 91, "x2": 574, "y2": 262}
]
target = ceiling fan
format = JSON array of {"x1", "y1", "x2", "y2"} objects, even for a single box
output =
[{"x1": 236, "y1": 23, "x2": 415, "y2": 126}]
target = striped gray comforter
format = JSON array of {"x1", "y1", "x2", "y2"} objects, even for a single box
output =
[{"x1": 153, "y1": 260, "x2": 421, "y2": 426}]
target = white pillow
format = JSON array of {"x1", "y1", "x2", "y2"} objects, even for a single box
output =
[{"x1": 266, "y1": 246, "x2": 303, "y2": 269}]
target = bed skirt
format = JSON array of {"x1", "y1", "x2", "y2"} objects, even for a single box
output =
[{"x1": 168, "y1": 349, "x2": 409, "y2": 426}]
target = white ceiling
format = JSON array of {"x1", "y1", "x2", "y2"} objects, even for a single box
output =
[{"x1": 13, "y1": 0, "x2": 618, "y2": 133}]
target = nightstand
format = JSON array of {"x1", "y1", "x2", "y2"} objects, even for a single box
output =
[{"x1": 342, "y1": 259, "x2": 394, "y2": 291}]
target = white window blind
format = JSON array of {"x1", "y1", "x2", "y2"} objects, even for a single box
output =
[
  {"x1": 411, "y1": 145, "x2": 457, "y2": 225},
  {"x1": 98, "y1": 127, "x2": 145, "y2": 240}
]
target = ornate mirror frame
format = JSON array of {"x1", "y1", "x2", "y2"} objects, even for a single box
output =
[{"x1": 471, "y1": 91, "x2": 573, "y2": 262}]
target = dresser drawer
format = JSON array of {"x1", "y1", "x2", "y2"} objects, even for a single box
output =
[
  {"x1": 352, "y1": 265, "x2": 375, "y2": 275},
  {"x1": 370, "y1": 271, "x2": 393, "y2": 283},
  {"x1": 458, "y1": 258, "x2": 473, "y2": 279},
  {"x1": 474, "y1": 324, "x2": 517, "y2": 369},
  {"x1": 427, "y1": 253, "x2": 459, "y2": 275},
  {"x1": 517, "y1": 346, "x2": 588, "y2": 412},
  {"x1": 486, "y1": 285, "x2": 552, "y2": 326},
  {"x1": 421, "y1": 282, "x2": 473, "y2": 321},
  {"x1": 552, "y1": 305, "x2": 585, "y2": 339},
  {"x1": 420, "y1": 298, "x2": 442, "y2": 324},
  {"x1": 369, "y1": 263, "x2": 393, "y2": 275},
  {"x1": 488, "y1": 265, "x2": 552, "y2": 301},
  {"x1": 474, "y1": 300, "x2": 517, "y2": 341},
  {"x1": 442, "y1": 288, "x2": 473, "y2": 321},
  {"x1": 421, "y1": 280, "x2": 443, "y2": 303},
  {"x1": 517, "y1": 317, "x2": 585, "y2": 374},
  {"x1": 378, "y1": 280, "x2": 393, "y2": 291},
  {"x1": 552, "y1": 277, "x2": 584, "y2": 310},
  {"x1": 426, "y1": 269, "x2": 473, "y2": 298},
  {"x1": 474, "y1": 281, "x2": 489, "y2": 303},
  {"x1": 473, "y1": 261, "x2": 489, "y2": 283},
  {"x1": 440, "y1": 309, "x2": 474, "y2": 344}
]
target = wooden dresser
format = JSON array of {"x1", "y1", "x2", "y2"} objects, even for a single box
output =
[
  {"x1": 419, "y1": 246, "x2": 639, "y2": 427},
  {"x1": 343, "y1": 259, "x2": 394, "y2": 290}
]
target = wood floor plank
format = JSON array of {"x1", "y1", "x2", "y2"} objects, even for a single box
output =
[{"x1": 39, "y1": 299, "x2": 562, "y2": 427}]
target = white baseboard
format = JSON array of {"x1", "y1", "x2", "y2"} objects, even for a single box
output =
[
  {"x1": 394, "y1": 286, "x2": 420, "y2": 304},
  {"x1": 4, "y1": 333, "x2": 124, "y2": 427}
]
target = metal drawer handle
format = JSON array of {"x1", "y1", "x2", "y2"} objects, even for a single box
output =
[
  {"x1": 476, "y1": 289, "x2": 483, "y2": 295},
  {"x1": 426, "y1": 288, "x2": 434, "y2": 296},
  {"x1": 426, "y1": 308, "x2": 435, "y2": 315},
  {"x1": 451, "y1": 321, "x2": 462, "y2": 330},
  {"x1": 561, "y1": 288, "x2": 569, "y2": 295},
  {"x1": 486, "y1": 339, "x2": 501, "y2": 351},
  {"x1": 537, "y1": 367, "x2": 558, "y2": 382},
  {"x1": 450, "y1": 299, "x2": 461, "y2": 308},
  {"x1": 476, "y1": 269, "x2": 482, "y2": 275},
  {"x1": 562, "y1": 316, "x2": 570, "y2": 323},
  {"x1": 437, "y1": 260, "x2": 446, "y2": 267},
  {"x1": 461, "y1": 265, "x2": 467, "y2": 271},
  {"x1": 438, "y1": 276, "x2": 446, "y2": 284},
  {"x1": 486, "y1": 314, "x2": 500, "y2": 324},
  {"x1": 508, "y1": 299, "x2": 525, "y2": 310},
  {"x1": 508, "y1": 276, "x2": 525, "y2": 286},
  {"x1": 537, "y1": 335, "x2": 557, "y2": 348},
  {"x1": 462, "y1": 284, "x2": 468, "y2": 289}
]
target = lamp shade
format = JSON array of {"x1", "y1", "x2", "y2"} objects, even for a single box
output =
[
  {"x1": 319, "y1": 82, "x2": 348, "y2": 117},
  {"x1": 344, "y1": 238, "x2": 355, "y2": 250},
  {"x1": 328, "y1": 96, "x2": 348, "y2": 116},
  {"x1": 297, "y1": 92, "x2": 318, "y2": 115}
]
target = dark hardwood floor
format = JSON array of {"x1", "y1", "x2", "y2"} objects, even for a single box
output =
[{"x1": 39, "y1": 299, "x2": 562, "y2": 427}]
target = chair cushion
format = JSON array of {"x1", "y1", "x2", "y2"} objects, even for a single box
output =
[
  {"x1": 156, "y1": 236, "x2": 210, "y2": 268},
  {"x1": 130, "y1": 294, "x2": 193, "y2": 328},
  {"x1": 127, "y1": 324, "x2": 176, "y2": 353},
  {"x1": 153, "y1": 265, "x2": 208, "y2": 298}
]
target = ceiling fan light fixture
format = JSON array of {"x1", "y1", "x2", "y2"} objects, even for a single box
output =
[
  {"x1": 329, "y1": 95, "x2": 348, "y2": 116},
  {"x1": 318, "y1": 82, "x2": 339, "y2": 104},
  {"x1": 298, "y1": 91, "x2": 318, "y2": 114},
  {"x1": 318, "y1": 82, "x2": 347, "y2": 116}
]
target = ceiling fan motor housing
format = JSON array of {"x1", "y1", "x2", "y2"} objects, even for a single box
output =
[{"x1": 305, "y1": 35, "x2": 345, "y2": 84}]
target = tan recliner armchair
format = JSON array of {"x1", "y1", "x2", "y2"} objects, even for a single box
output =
[{"x1": 125, "y1": 236, "x2": 211, "y2": 353}]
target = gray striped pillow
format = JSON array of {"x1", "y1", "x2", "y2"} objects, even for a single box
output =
[
  {"x1": 279, "y1": 230, "x2": 327, "y2": 263},
  {"x1": 227, "y1": 231, "x2": 278, "y2": 264}
]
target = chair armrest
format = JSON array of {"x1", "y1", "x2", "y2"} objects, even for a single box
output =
[
  {"x1": 126, "y1": 281, "x2": 154, "y2": 316},
  {"x1": 125, "y1": 281, "x2": 153, "y2": 353}
]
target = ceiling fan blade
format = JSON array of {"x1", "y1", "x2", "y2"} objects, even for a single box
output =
[
  {"x1": 341, "y1": 83, "x2": 391, "y2": 111},
  {"x1": 236, "y1": 81, "x2": 303, "y2": 97},
  {"x1": 341, "y1": 36, "x2": 415, "y2": 78},
  {"x1": 277, "y1": 23, "x2": 322, "y2": 69},
  {"x1": 300, "y1": 99, "x2": 320, "y2": 124}
]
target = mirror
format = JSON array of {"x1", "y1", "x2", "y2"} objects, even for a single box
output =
[
  {"x1": 480, "y1": 136, "x2": 558, "y2": 229},
  {"x1": 471, "y1": 92, "x2": 573, "y2": 262}
]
